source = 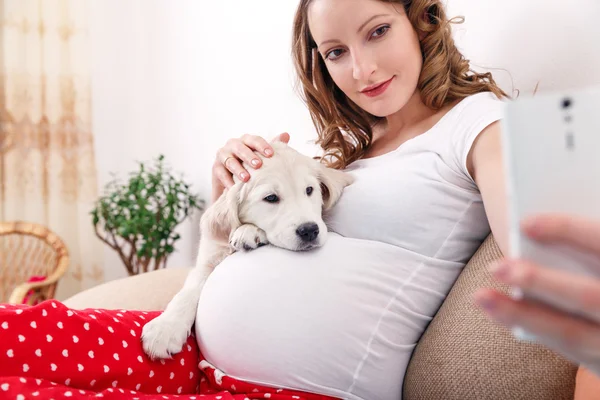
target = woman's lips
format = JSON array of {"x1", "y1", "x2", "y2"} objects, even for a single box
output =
[{"x1": 361, "y1": 76, "x2": 395, "y2": 98}]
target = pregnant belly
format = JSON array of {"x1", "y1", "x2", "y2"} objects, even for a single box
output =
[{"x1": 194, "y1": 233, "x2": 463, "y2": 400}]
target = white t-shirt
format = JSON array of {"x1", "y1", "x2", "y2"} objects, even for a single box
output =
[{"x1": 195, "y1": 92, "x2": 506, "y2": 400}]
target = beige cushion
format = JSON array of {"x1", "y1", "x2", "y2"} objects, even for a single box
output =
[
  {"x1": 63, "y1": 267, "x2": 191, "y2": 311},
  {"x1": 403, "y1": 235, "x2": 578, "y2": 400}
]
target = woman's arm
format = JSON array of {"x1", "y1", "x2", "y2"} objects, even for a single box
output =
[
  {"x1": 468, "y1": 123, "x2": 600, "y2": 399},
  {"x1": 466, "y1": 120, "x2": 509, "y2": 255}
]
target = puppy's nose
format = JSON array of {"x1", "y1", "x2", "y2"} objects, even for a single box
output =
[{"x1": 296, "y1": 223, "x2": 320, "y2": 242}]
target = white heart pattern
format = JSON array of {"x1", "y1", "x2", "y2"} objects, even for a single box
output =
[
  {"x1": 65, "y1": 379, "x2": 71, "y2": 386},
  {"x1": 1, "y1": 321, "x2": 8, "y2": 329},
  {"x1": 63, "y1": 349, "x2": 69, "y2": 357},
  {"x1": 98, "y1": 337, "x2": 104, "y2": 345},
  {"x1": 127, "y1": 368, "x2": 133, "y2": 376},
  {"x1": 18, "y1": 335, "x2": 25, "y2": 342},
  {"x1": 30, "y1": 321, "x2": 37, "y2": 328},
  {"x1": 113, "y1": 353, "x2": 120, "y2": 361},
  {"x1": 169, "y1": 372, "x2": 174, "y2": 380},
  {"x1": 64, "y1": 391, "x2": 72, "y2": 397},
  {"x1": 88, "y1": 350, "x2": 94, "y2": 358},
  {"x1": 0, "y1": 383, "x2": 8, "y2": 391},
  {"x1": 84, "y1": 322, "x2": 90, "y2": 331},
  {"x1": 104, "y1": 365, "x2": 110, "y2": 373},
  {"x1": 122, "y1": 340, "x2": 128, "y2": 348},
  {"x1": 78, "y1": 364, "x2": 84, "y2": 372},
  {"x1": 6, "y1": 349, "x2": 14, "y2": 358},
  {"x1": 46, "y1": 335, "x2": 53, "y2": 342},
  {"x1": 51, "y1": 363, "x2": 57, "y2": 371},
  {"x1": 15, "y1": 309, "x2": 23, "y2": 315},
  {"x1": 42, "y1": 309, "x2": 48, "y2": 317},
  {"x1": 22, "y1": 364, "x2": 29, "y2": 372},
  {"x1": 67, "y1": 310, "x2": 74, "y2": 317},
  {"x1": 57, "y1": 322, "x2": 63, "y2": 329},
  {"x1": 149, "y1": 370, "x2": 154, "y2": 378},
  {"x1": 137, "y1": 356, "x2": 143, "y2": 363},
  {"x1": 17, "y1": 395, "x2": 25, "y2": 400},
  {"x1": 35, "y1": 349, "x2": 42, "y2": 357},
  {"x1": 73, "y1": 335, "x2": 79, "y2": 343}
]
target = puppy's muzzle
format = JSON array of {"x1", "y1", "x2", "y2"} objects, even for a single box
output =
[{"x1": 296, "y1": 222, "x2": 320, "y2": 243}]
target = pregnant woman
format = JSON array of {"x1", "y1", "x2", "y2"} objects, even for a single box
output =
[{"x1": 1, "y1": 0, "x2": 597, "y2": 399}]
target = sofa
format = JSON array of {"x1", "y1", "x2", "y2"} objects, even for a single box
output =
[{"x1": 64, "y1": 234, "x2": 578, "y2": 399}]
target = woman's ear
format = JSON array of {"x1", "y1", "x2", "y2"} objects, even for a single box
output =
[
  {"x1": 200, "y1": 183, "x2": 243, "y2": 242},
  {"x1": 318, "y1": 165, "x2": 354, "y2": 210}
]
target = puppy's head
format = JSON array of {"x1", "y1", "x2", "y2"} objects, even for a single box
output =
[{"x1": 205, "y1": 141, "x2": 353, "y2": 251}]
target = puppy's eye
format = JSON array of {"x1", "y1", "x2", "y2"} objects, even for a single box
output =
[
  {"x1": 264, "y1": 194, "x2": 279, "y2": 203},
  {"x1": 306, "y1": 186, "x2": 313, "y2": 196}
]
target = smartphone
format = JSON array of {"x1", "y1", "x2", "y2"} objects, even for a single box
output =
[{"x1": 501, "y1": 84, "x2": 600, "y2": 335}]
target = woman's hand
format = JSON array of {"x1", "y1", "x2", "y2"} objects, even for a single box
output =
[
  {"x1": 474, "y1": 213, "x2": 600, "y2": 376},
  {"x1": 211, "y1": 132, "x2": 290, "y2": 202}
]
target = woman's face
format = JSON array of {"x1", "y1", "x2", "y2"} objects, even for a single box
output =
[{"x1": 308, "y1": 0, "x2": 423, "y2": 117}]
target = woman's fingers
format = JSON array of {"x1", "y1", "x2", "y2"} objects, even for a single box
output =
[
  {"x1": 213, "y1": 162, "x2": 235, "y2": 189},
  {"x1": 274, "y1": 132, "x2": 290, "y2": 143},
  {"x1": 231, "y1": 137, "x2": 265, "y2": 169},
  {"x1": 212, "y1": 132, "x2": 291, "y2": 198},
  {"x1": 474, "y1": 288, "x2": 600, "y2": 375},
  {"x1": 241, "y1": 134, "x2": 275, "y2": 158},
  {"x1": 490, "y1": 258, "x2": 600, "y2": 323},
  {"x1": 522, "y1": 214, "x2": 600, "y2": 256}
]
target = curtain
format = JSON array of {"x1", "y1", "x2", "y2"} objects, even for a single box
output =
[{"x1": 0, "y1": 0, "x2": 103, "y2": 300}]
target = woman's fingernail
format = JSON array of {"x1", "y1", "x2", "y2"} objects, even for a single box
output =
[
  {"x1": 264, "y1": 148, "x2": 273, "y2": 156},
  {"x1": 512, "y1": 327, "x2": 538, "y2": 343},
  {"x1": 251, "y1": 159, "x2": 260, "y2": 167},
  {"x1": 240, "y1": 172, "x2": 248, "y2": 180}
]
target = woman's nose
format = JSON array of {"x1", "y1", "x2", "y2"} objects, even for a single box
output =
[{"x1": 351, "y1": 50, "x2": 377, "y2": 82}]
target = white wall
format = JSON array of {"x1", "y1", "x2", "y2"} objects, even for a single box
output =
[{"x1": 90, "y1": 0, "x2": 600, "y2": 281}]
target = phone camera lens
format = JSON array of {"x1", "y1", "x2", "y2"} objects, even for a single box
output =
[{"x1": 562, "y1": 98, "x2": 572, "y2": 109}]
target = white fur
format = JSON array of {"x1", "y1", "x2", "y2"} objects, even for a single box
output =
[{"x1": 141, "y1": 141, "x2": 354, "y2": 359}]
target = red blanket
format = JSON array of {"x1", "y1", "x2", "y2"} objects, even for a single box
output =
[{"x1": 0, "y1": 301, "x2": 337, "y2": 399}]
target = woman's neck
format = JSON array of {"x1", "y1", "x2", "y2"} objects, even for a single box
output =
[{"x1": 365, "y1": 90, "x2": 457, "y2": 158}]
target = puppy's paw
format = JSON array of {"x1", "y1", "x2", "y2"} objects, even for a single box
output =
[
  {"x1": 229, "y1": 224, "x2": 269, "y2": 251},
  {"x1": 141, "y1": 314, "x2": 190, "y2": 360}
]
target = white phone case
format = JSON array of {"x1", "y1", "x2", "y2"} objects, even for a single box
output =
[{"x1": 501, "y1": 84, "x2": 600, "y2": 338}]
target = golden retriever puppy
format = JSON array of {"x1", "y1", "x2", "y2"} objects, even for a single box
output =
[{"x1": 141, "y1": 141, "x2": 354, "y2": 359}]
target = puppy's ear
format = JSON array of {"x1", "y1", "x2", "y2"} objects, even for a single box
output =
[
  {"x1": 317, "y1": 164, "x2": 354, "y2": 210},
  {"x1": 200, "y1": 183, "x2": 242, "y2": 242}
]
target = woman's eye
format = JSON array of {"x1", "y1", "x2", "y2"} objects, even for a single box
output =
[
  {"x1": 371, "y1": 25, "x2": 390, "y2": 39},
  {"x1": 264, "y1": 194, "x2": 279, "y2": 203},
  {"x1": 325, "y1": 48, "x2": 344, "y2": 61},
  {"x1": 306, "y1": 186, "x2": 313, "y2": 196}
]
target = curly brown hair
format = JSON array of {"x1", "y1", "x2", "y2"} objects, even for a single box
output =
[{"x1": 292, "y1": 0, "x2": 509, "y2": 169}]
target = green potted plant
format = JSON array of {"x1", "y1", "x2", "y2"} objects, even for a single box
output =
[{"x1": 91, "y1": 155, "x2": 205, "y2": 275}]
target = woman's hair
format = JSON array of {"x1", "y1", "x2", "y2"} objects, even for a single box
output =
[{"x1": 292, "y1": 0, "x2": 509, "y2": 169}]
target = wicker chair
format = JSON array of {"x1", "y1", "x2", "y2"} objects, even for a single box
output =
[{"x1": 0, "y1": 221, "x2": 70, "y2": 305}]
